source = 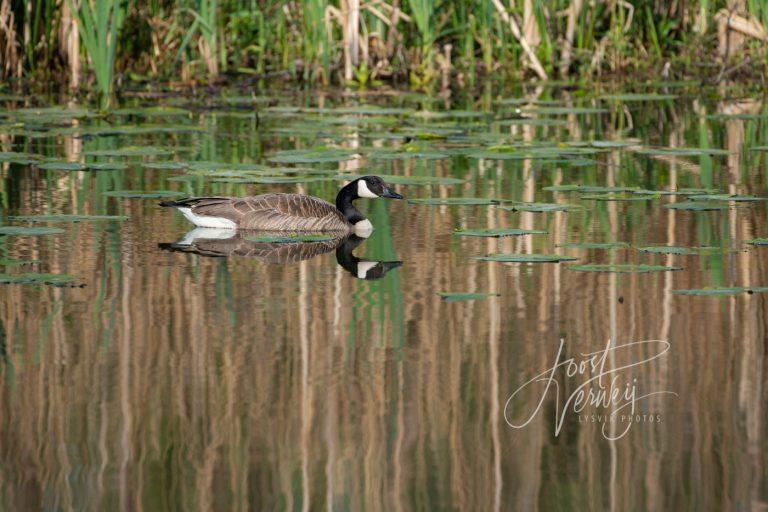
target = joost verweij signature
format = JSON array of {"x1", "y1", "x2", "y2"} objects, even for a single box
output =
[{"x1": 504, "y1": 338, "x2": 677, "y2": 440}]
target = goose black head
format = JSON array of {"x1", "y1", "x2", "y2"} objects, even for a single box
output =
[{"x1": 354, "y1": 176, "x2": 404, "y2": 200}]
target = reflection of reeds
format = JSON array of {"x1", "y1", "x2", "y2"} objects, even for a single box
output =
[{"x1": 1, "y1": 99, "x2": 768, "y2": 509}]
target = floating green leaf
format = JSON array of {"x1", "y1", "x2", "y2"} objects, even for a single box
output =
[
  {"x1": 520, "y1": 106, "x2": 608, "y2": 115},
  {"x1": 633, "y1": 188, "x2": 720, "y2": 196},
  {"x1": 474, "y1": 253, "x2": 578, "y2": 263},
  {"x1": 104, "y1": 190, "x2": 183, "y2": 198},
  {"x1": 557, "y1": 242, "x2": 629, "y2": 249},
  {"x1": 673, "y1": 287, "x2": 745, "y2": 296},
  {"x1": 143, "y1": 161, "x2": 187, "y2": 170},
  {"x1": 638, "y1": 245, "x2": 732, "y2": 255},
  {"x1": 496, "y1": 118, "x2": 568, "y2": 127},
  {"x1": 636, "y1": 147, "x2": 730, "y2": 156},
  {"x1": 437, "y1": 292, "x2": 500, "y2": 302},
  {"x1": 38, "y1": 161, "x2": 87, "y2": 171},
  {"x1": 454, "y1": 228, "x2": 547, "y2": 237},
  {"x1": 408, "y1": 197, "x2": 499, "y2": 206},
  {"x1": 747, "y1": 238, "x2": 768, "y2": 246},
  {"x1": 0, "y1": 226, "x2": 65, "y2": 236},
  {"x1": 336, "y1": 174, "x2": 463, "y2": 186},
  {"x1": 567, "y1": 264, "x2": 682, "y2": 273},
  {"x1": 498, "y1": 202, "x2": 582, "y2": 212},
  {"x1": 87, "y1": 162, "x2": 129, "y2": 171},
  {"x1": 9, "y1": 214, "x2": 128, "y2": 223},
  {"x1": 600, "y1": 93, "x2": 677, "y2": 101},
  {"x1": 84, "y1": 146, "x2": 174, "y2": 157},
  {"x1": 544, "y1": 185, "x2": 635, "y2": 193},
  {"x1": 0, "y1": 151, "x2": 42, "y2": 164},
  {"x1": 0, "y1": 273, "x2": 75, "y2": 285},
  {"x1": 268, "y1": 148, "x2": 358, "y2": 164},
  {"x1": 580, "y1": 193, "x2": 654, "y2": 201},
  {"x1": 0, "y1": 258, "x2": 39, "y2": 266},
  {"x1": 688, "y1": 194, "x2": 766, "y2": 202},
  {"x1": 663, "y1": 202, "x2": 730, "y2": 211}
]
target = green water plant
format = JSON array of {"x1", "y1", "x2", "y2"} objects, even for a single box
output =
[{"x1": 66, "y1": 0, "x2": 126, "y2": 109}]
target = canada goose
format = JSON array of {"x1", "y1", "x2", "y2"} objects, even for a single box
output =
[
  {"x1": 159, "y1": 176, "x2": 403, "y2": 236},
  {"x1": 159, "y1": 228, "x2": 403, "y2": 279}
]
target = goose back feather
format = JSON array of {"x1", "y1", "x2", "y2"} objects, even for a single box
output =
[{"x1": 168, "y1": 193, "x2": 351, "y2": 231}]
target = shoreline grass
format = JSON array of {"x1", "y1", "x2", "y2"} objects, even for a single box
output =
[{"x1": 0, "y1": 0, "x2": 766, "y2": 106}]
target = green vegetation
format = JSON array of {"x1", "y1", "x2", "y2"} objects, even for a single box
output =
[{"x1": 2, "y1": 1, "x2": 767, "y2": 107}]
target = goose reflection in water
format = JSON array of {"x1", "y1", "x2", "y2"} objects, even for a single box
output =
[{"x1": 159, "y1": 228, "x2": 403, "y2": 280}]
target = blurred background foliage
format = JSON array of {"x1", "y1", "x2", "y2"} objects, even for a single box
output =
[{"x1": 0, "y1": 0, "x2": 767, "y2": 101}]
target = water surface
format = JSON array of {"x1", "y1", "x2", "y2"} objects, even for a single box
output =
[{"x1": 1, "y1": 86, "x2": 767, "y2": 510}]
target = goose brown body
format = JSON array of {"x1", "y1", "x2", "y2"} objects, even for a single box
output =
[
  {"x1": 160, "y1": 175, "x2": 404, "y2": 231},
  {"x1": 169, "y1": 193, "x2": 352, "y2": 231}
]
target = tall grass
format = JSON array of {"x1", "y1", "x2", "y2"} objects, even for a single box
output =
[
  {"x1": 65, "y1": 0, "x2": 126, "y2": 109},
  {"x1": 1, "y1": 0, "x2": 767, "y2": 100}
]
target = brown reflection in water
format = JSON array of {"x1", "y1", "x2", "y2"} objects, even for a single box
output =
[{"x1": 1, "y1": 99, "x2": 767, "y2": 511}]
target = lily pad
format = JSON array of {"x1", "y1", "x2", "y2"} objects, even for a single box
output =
[
  {"x1": 38, "y1": 161, "x2": 87, "y2": 171},
  {"x1": 268, "y1": 148, "x2": 358, "y2": 164},
  {"x1": 580, "y1": 193, "x2": 654, "y2": 201},
  {"x1": 143, "y1": 161, "x2": 187, "y2": 170},
  {"x1": 84, "y1": 146, "x2": 174, "y2": 157},
  {"x1": 557, "y1": 242, "x2": 629, "y2": 249},
  {"x1": 0, "y1": 226, "x2": 65, "y2": 236},
  {"x1": 746, "y1": 238, "x2": 768, "y2": 246},
  {"x1": 544, "y1": 185, "x2": 634, "y2": 193},
  {"x1": 9, "y1": 214, "x2": 128, "y2": 223},
  {"x1": 673, "y1": 287, "x2": 745, "y2": 296},
  {"x1": 0, "y1": 151, "x2": 42, "y2": 164},
  {"x1": 636, "y1": 147, "x2": 730, "y2": 156},
  {"x1": 437, "y1": 292, "x2": 500, "y2": 302},
  {"x1": 0, "y1": 273, "x2": 75, "y2": 285},
  {"x1": 498, "y1": 202, "x2": 582, "y2": 212},
  {"x1": 474, "y1": 253, "x2": 577, "y2": 263},
  {"x1": 367, "y1": 148, "x2": 451, "y2": 160},
  {"x1": 335, "y1": 174, "x2": 463, "y2": 186},
  {"x1": 600, "y1": 93, "x2": 677, "y2": 101},
  {"x1": 688, "y1": 194, "x2": 766, "y2": 202},
  {"x1": 454, "y1": 228, "x2": 547, "y2": 238},
  {"x1": 520, "y1": 106, "x2": 608, "y2": 115},
  {"x1": 468, "y1": 146, "x2": 599, "y2": 160},
  {"x1": 87, "y1": 162, "x2": 129, "y2": 171},
  {"x1": 408, "y1": 198, "x2": 499, "y2": 206},
  {"x1": 663, "y1": 202, "x2": 730, "y2": 211},
  {"x1": 244, "y1": 234, "x2": 337, "y2": 243},
  {"x1": 588, "y1": 140, "x2": 637, "y2": 148},
  {"x1": 633, "y1": 188, "x2": 720, "y2": 196},
  {"x1": 567, "y1": 264, "x2": 682, "y2": 273},
  {"x1": 496, "y1": 118, "x2": 568, "y2": 127},
  {"x1": 638, "y1": 245, "x2": 732, "y2": 255},
  {"x1": 0, "y1": 258, "x2": 38, "y2": 266},
  {"x1": 104, "y1": 190, "x2": 183, "y2": 198}
]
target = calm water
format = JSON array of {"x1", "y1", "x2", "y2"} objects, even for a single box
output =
[{"x1": 1, "y1": 86, "x2": 767, "y2": 511}]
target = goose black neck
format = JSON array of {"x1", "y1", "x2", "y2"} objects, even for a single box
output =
[{"x1": 336, "y1": 182, "x2": 366, "y2": 224}]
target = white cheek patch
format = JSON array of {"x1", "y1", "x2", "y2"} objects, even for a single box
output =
[
  {"x1": 357, "y1": 261, "x2": 378, "y2": 279},
  {"x1": 357, "y1": 180, "x2": 379, "y2": 198}
]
